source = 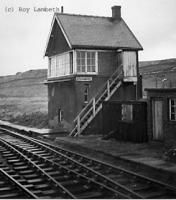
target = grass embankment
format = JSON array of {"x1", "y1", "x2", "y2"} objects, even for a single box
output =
[
  {"x1": 0, "y1": 96, "x2": 48, "y2": 128},
  {"x1": 8, "y1": 112, "x2": 48, "y2": 129},
  {"x1": 0, "y1": 69, "x2": 48, "y2": 128}
]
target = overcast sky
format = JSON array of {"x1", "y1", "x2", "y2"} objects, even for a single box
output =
[{"x1": 0, "y1": 0, "x2": 176, "y2": 76}]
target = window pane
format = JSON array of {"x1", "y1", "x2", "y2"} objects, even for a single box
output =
[
  {"x1": 87, "y1": 52, "x2": 96, "y2": 72},
  {"x1": 49, "y1": 53, "x2": 70, "y2": 77},
  {"x1": 82, "y1": 65, "x2": 86, "y2": 72},
  {"x1": 77, "y1": 51, "x2": 86, "y2": 72},
  {"x1": 77, "y1": 66, "x2": 81, "y2": 72},
  {"x1": 50, "y1": 57, "x2": 56, "y2": 77},
  {"x1": 70, "y1": 52, "x2": 73, "y2": 74},
  {"x1": 48, "y1": 59, "x2": 51, "y2": 77},
  {"x1": 87, "y1": 59, "x2": 91, "y2": 66},
  {"x1": 87, "y1": 53, "x2": 91, "y2": 59},
  {"x1": 87, "y1": 66, "x2": 92, "y2": 72}
]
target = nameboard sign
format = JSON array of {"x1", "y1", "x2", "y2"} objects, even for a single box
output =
[{"x1": 76, "y1": 77, "x2": 92, "y2": 82}]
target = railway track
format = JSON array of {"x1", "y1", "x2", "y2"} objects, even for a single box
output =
[
  {"x1": 0, "y1": 137, "x2": 76, "y2": 199},
  {"x1": 0, "y1": 126, "x2": 176, "y2": 198},
  {"x1": 0, "y1": 128, "x2": 128, "y2": 199},
  {"x1": 0, "y1": 168, "x2": 36, "y2": 198}
]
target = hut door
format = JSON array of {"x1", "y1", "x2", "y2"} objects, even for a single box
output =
[{"x1": 152, "y1": 99, "x2": 163, "y2": 140}]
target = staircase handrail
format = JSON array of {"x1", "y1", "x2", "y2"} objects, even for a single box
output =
[
  {"x1": 95, "y1": 67, "x2": 123, "y2": 104},
  {"x1": 74, "y1": 64, "x2": 123, "y2": 123}
]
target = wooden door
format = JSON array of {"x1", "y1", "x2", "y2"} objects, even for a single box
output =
[
  {"x1": 123, "y1": 51, "x2": 137, "y2": 77},
  {"x1": 152, "y1": 99, "x2": 163, "y2": 140}
]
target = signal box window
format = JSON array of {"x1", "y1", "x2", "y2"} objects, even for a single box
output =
[
  {"x1": 121, "y1": 104, "x2": 133, "y2": 121},
  {"x1": 77, "y1": 51, "x2": 86, "y2": 73},
  {"x1": 77, "y1": 51, "x2": 97, "y2": 73}
]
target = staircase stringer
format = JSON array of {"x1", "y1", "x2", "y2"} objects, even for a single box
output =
[{"x1": 70, "y1": 65, "x2": 123, "y2": 137}]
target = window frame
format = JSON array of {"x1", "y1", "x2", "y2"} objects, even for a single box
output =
[
  {"x1": 48, "y1": 51, "x2": 73, "y2": 78},
  {"x1": 169, "y1": 98, "x2": 176, "y2": 121},
  {"x1": 76, "y1": 50, "x2": 98, "y2": 74},
  {"x1": 48, "y1": 50, "x2": 98, "y2": 78}
]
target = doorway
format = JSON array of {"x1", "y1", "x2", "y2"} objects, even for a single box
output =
[{"x1": 152, "y1": 99, "x2": 164, "y2": 140}]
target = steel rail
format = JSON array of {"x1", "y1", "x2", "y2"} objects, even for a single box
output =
[
  {"x1": 31, "y1": 135, "x2": 176, "y2": 198},
  {"x1": 0, "y1": 137, "x2": 76, "y2": 199},
  {"x1": 37, "y1": 137, "x2": 176, "y2": 188},
  {"x1": 1, "y1": 134, "x2": 129, "y2": 199},
  {"x1": 1, "y1": 126, "x2": 176, "y2": 198},
  {"x1": 8, "y1": 130, "x2": 143, "y2": 198},
  {"x1": 0, "y1": 168, "x2": 38, "y2": 199}
]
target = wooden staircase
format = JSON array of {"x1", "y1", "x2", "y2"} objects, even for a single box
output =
[{"x1": 69, "y1": 65, "x2": 123, "y2": 137}]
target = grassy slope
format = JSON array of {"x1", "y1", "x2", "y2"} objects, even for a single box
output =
[{"x1": 0, "y1": 69, "x2": 48, "y2": 128}]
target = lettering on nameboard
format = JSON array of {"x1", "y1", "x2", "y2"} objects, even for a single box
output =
[{"x1": 76, "y1": 77, "x2": 92, "y2": 81}]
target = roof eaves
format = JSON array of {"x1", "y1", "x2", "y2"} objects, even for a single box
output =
[
  {"x1": 44, "y1": 14, "x2": 56, "y2": 57},
  {"x1": 121, "y1": 19, "x2": 143, "y2": 51},
  {"x1": 72, "y1": 45, "x2": 117, "y2": 50},
  {"x1": 72, "y1": 44, "x2": 143, "y2": 51}
]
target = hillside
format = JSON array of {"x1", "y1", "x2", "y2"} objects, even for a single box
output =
[
  {"x1": 0, "y1": 69, "x2": 48, "y2": 128},
  {"x1": 0, "y1": 69, "x2": 47, "y2": 82},
  {"x1": 0, "y1": 69, "x2": 47, "y2": 98},
  {"x1": 139, "y1": 58, "x2": 176, "y2": 75},
  {"x1": 139, "y1": 58, "x2": 176, "y2": 97},
  {"x1": 140, "y1": 58, "x2": 176, "y2": 67}
]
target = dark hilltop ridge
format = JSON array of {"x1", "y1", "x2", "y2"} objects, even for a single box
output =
[
  {"x1": 139, "y1": 58, "x2": 176, "y2": 75},
  {"x1": 140, "y1": 58, "x2": 176, "y2": 93},
  {"x1": 0, "y1": 69, "x2": 47, "y2": 86}
]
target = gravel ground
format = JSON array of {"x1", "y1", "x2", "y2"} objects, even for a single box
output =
[
  {"x1": 55, "y1": 135, "x2": 165, "y2": 159},
  {"x1": 49, "y1": 134, "x2": 176, "y2": 186}
]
